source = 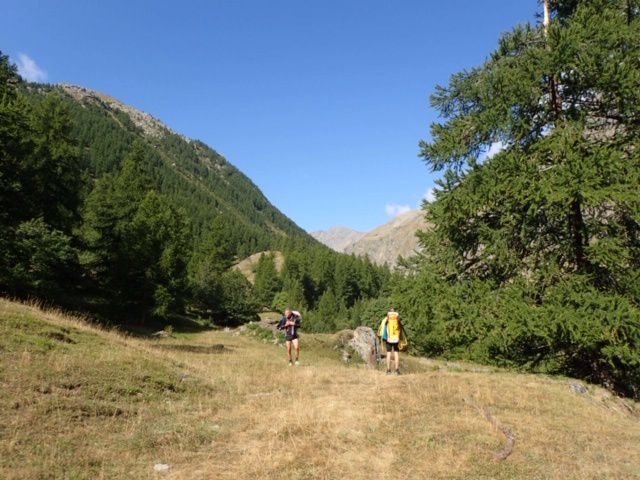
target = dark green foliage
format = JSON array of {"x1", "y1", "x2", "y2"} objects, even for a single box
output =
[
  {"x1": 0, "y1": 53, "x2": 82, "y2": 297},
  {"x1": 81, "y1": 143, "x2": 190, "y2": 317},
  {"x1": 131, "y1": 191, "x2": 190, "y2": 316},
  {"x1": 306, "y1": 289, "x2": 340, "y2": 332},
  {"x1": 217, "y1": 270, "x2": 260, "y2": 326},
  {"x1": 189, "y1": 215, "x2": 236, "y2": 276},
  {"x1": 28, "y1": 94, "x2": 84, "y2": 232},
  {"x1": 9, "y1": 218, "x2": 78, "y2": 299},
  {"x1": 191, "y1": 264, "x2": 258, "y2": 326},
  {"x1": 1, "y1": 50, "x2": 391, "y2": 328},
  {"x1": 276, "y1": 243, "x2": 391, "y2": 332},
  {"x1": 253, "y1": 253, "x2": 282, "y2": 308},
  {"x1": 394, "y1": 272, "x2": 640, "y2": 397},
  {"x1": 399, "y1": 0, "x2": 640, "y2": 397}
]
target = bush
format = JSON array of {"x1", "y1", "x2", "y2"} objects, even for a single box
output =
[{"x1": 393, "y1": 271, "x2": 640, "y2": 398}]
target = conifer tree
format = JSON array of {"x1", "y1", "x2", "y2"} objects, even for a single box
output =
[
  {"x1": 420, "y1": 0, "x2": 640, "y2": 293},
  {"x1": 253, "y1": 252, "x2": 281, "y2": 307},
  {"x1": 0, "y1": 53, "x2": 83, "y2": 297},
  {"x1": 407, "y1": 0, "x2": 640, "y2": 396}
]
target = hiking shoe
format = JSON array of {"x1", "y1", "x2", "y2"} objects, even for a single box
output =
[
  {"x1": 386, "y1": 370, "x2": 392, "y2": 375},
  {"x1": 288, "y1": 361, "x2": 293, "y2": 366},
  {"x1": 294, "y1": 360, "x2": 300, "y2": 366},
  {"x1": 394, "y1": 370, "x2": 401, "y2": 376}
]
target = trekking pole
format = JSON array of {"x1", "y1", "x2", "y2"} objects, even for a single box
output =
[{"x1": 373, "y1": 333, "x2": 379, "y2": 366}]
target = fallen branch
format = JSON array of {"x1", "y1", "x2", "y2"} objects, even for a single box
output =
[{"x1": 465, "y1": 398, "x2": 516, "y2": 461}]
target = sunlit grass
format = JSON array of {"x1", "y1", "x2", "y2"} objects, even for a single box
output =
[{"x1": 1, "y1": 298, "x2": 639, "y2": 479}]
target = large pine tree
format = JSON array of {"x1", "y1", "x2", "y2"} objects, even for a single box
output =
[{"x1": 406, "y1": 0, "x2": 640, "y2": 396}]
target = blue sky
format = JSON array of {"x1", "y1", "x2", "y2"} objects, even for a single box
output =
[{"x1": 2, "y1": 0, "x2": 537, "y2": 232}]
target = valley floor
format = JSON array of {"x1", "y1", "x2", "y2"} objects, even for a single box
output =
[{"x1": 1, "y1": 298, "x2": 639, "y2": 479}]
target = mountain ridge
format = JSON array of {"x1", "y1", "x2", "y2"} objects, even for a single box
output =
[
  {"x1": 311, "y1": 209, "x2": 429, "y2": 266},
  {"x1": 37, "y1": 82, "x2": 316, "y2": 253},
  {"x1": 309, "y1": 226, "x2": 365, "y2": 252}
]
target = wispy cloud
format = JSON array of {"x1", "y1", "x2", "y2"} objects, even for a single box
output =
[
  {"x1": 385, "y1": 203, "x2": 412, "y2": 217},
  {"x1": 15, "y1": 53, "x2": 47, "y2": 82},
  {"x1": 423, "y1": 187, "x2": 436, "y2": 203}
]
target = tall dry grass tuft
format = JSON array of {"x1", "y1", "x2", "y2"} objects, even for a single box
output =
[{"x1": 1, "y1": 298, "x2": 639, "y2": 479}]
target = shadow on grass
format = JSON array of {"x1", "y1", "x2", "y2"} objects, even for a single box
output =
[
  {"x1": 48, "y1": 293, "x2": 218, "y2": 338},
  {"x1": 151, "y1": 343, "x2": 230, "y2": 354}
]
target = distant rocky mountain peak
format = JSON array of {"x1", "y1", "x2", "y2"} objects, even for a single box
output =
[
  {"x1": 311, "y1": 209, "x2": 430, "y2": 266},
  {"x1": 310, "y1": 226, "x2": 365, "y2": 253}
]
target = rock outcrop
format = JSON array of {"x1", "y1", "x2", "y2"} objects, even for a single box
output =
[{"x1": 59, "y1": 84, "x2": 177, "y2": 139}]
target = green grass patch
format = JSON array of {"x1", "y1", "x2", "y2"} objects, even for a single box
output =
[
  {"x1": 0, "y1": 300, "x2": 218, "y2": 479},
  {"x1": 243, "y1": 322, "x2": 277, "y2": 342}
]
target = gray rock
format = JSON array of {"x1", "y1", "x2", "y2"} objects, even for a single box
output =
[
  {"x1": 570, "y1": 383, "x2": 588, "y2": 395},
  {"x1": 348, "y1": 326, "x2": 381, "y2": 367}
]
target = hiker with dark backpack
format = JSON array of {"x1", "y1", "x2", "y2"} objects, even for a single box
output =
[
  {"x1": 277, "y1": 308, "x2": 302, "y2": 366},
  {"x1": 377, "y1": 307, "x2": 406, "y2": 375}
]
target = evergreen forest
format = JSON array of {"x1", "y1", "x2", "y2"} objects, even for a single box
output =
[{"x1": 0, "y1": 53, "x2": 390, "y2": 331}]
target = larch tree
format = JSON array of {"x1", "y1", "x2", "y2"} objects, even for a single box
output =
[{"x1": 405, "y1": 0, "x2": 640, "y2": 396}]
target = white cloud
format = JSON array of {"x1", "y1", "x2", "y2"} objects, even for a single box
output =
[
  {"x1": 15, "y1": 53, "x2": 47, "y2": 82},
  {"x1": 423, "y1": 187, "x2": 436, "y2": 203},
  {"x1": 485, "y1": 141, "x2": 505, "y2": 160},
  {"x1": 385, "y1": 203, "x2": 412, "y2": 217}
]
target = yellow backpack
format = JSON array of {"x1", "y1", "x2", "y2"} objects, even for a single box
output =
[{"x1": 386, "y1": 312, "x2": 401, "y2": 343}]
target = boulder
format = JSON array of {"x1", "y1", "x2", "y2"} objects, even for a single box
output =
[{"x1": 348, "y1": 326, "x2": 381, "y2": 367}]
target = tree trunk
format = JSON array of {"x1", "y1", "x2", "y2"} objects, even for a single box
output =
[
  {"x1": 543, "y1": 0, "x2": 562, "y2": 118},
  {"x1": 543, "y1": 0, "x2": 551, "y2": 37}
]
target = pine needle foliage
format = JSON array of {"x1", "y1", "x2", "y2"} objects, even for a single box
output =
[{"x1": 400, "y1": 0, "x2": 640, "y2": 397}]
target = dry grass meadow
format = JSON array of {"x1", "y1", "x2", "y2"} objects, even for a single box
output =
[{"x1": 1, "y1": 298, "x2": 639, "y2": 479}]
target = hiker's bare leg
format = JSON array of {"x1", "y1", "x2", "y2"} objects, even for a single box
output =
[
  {"x1": 386, "y1": 351, "x2": 392, "y2": 371},
  {"x1": 286, "y1": 340, "x2": 292, "y2": 361},
  {"x1": 394, "y1": 351, "x2": 400, "y2": 371},
  {"x1": 292, "y1": 338, "x2": 300, "y2": 361}
]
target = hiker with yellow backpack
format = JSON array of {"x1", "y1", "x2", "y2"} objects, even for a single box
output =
[{"x1": 377, "y1": 307, "x2": 408, "y2": 375}]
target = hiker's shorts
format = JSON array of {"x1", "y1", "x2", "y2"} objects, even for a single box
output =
[
  {"x1": 385, "y1": 341, "x2": 399, "y2": 352},
  {"x1": 286, "y1": 333, "x2": 299, "y2": 342}
]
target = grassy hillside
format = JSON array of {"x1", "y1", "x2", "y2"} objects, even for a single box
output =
[
  {"x1": 1, "y1": 298, "x2": 639, "y2": 479},
  {"x1": 233, "y1": 250, "x2": 285, "y2": 284}
]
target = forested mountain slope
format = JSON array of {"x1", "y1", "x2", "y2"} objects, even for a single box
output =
[
  {"x1": 34, "y1": 83, "x2": 313, "y2": 255},
  {"x1": 2, "y1": 57, "x2": 390, "y2": 328}
]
